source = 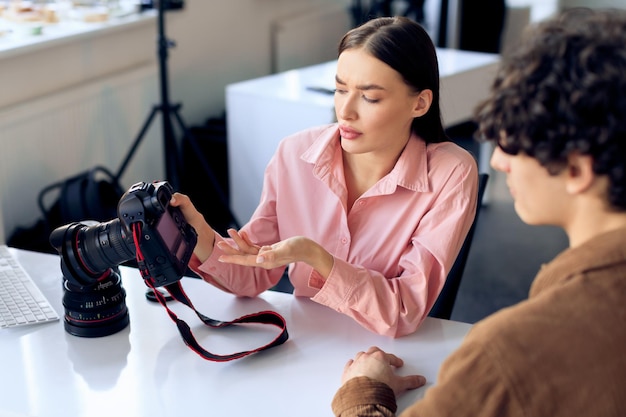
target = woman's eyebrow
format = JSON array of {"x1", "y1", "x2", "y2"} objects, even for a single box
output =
[{"x1": 335, "y1": 75, "x2": 385, "y2": 91}]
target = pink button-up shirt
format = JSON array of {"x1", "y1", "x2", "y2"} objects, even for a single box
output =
[{"x1": 190, "y1": 123, "x2": 478, "y2": 337}]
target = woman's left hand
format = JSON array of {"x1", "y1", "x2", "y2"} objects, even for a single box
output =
[
  {"x1": 217, "y1": 229, "x2": 305, "y2": 269},
  {"x1": 217, "y1": 231, "x2": 334, "y2": 278}
]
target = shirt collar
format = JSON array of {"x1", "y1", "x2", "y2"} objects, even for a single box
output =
[
  {"x1": 300, "y1": 124, "x2": 431, "y2": 194},
  {"x1": 530, "y1": 226, "x2": 626, "y2": 297}
]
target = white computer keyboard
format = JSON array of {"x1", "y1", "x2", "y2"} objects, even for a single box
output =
[{"x1": 0, "y1": 245, "x2": 60, "y2": 328}]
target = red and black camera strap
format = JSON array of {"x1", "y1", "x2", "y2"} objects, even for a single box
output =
[
  {"x1": 144, "y1": 279, "x2": 289, "y2": 362},
  {"x1": 131, "y1": 222, "x2": 289, "y2": 362}
]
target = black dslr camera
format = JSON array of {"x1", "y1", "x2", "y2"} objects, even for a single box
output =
[{"x1": 50, "y1": 181, "x2": 197, "y2": 337}]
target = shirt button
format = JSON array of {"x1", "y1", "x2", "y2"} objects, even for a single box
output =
[
  {"x1": 341, "y1": 237, "x2": 348, "y2": 244},
  {"x1": 358, "y1": 200, "x2": 365, "y2": 206}
]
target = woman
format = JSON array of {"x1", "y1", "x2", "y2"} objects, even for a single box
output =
[{"x1": 172, "y1": 16, "x2": 478, "y2": 337}]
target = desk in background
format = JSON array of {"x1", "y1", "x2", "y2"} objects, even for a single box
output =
[
  {"x1": 1, "y1": 248, "x2": 471, "y2": 417},
  {"x1": 226, "y1": 48, "x2": 499, "y2": 224}
]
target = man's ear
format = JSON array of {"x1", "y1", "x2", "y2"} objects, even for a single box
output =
[
  {"x1": 565, "y1": 153, "x2": 595, "y2": 195},
  {"x1": 412, "y1": 89, "x2": 433, "y2": 118}
]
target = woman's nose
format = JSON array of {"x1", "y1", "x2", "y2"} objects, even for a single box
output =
[{"x1": 336, "y1": 95, "x2": 356, "y2": 121}]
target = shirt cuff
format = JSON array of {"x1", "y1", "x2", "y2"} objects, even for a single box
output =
[{"x1": 331, "y1": 376, "x2": 397, "y2": 415}]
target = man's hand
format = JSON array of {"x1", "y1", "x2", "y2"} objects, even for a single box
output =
[{"x1": 341, "y1": 346, "x2": 426, "y2": 396}]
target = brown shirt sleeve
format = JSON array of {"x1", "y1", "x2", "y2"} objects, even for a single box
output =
[
  {"x1": 331, "y1": 321, "x2": 520, "y2": 417},
  {"x1": 332, "y1": 376, "x2": 397, "y2": 417}
]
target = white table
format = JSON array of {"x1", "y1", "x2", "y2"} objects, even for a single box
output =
[
  {"x1": 226, "y1": 48, "x2": 499, "y2": 224},
  {"x1": 1, "y1": 248, "x2": 472, "y2": 417}
]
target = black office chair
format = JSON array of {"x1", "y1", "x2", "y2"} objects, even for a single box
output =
[{"x1": 429, "y1": 173, "x2": 489, "y2": 320}]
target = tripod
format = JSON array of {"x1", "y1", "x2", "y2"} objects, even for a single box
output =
[{"x1": 114, "y1": 1, "x2": 240, "y2": 229}]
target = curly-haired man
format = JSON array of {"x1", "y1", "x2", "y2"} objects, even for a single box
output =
[{"x1": 332, "y1": 7, "x2": 626, "y2": 417}]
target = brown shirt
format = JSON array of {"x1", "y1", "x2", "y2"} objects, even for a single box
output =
[{"x1": 332, "y1": 227, "x2": 626, "y2": 417}]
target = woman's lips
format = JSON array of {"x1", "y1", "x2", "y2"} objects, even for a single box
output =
[{"x1": 339, "y1": 125, "x2": 361, "y2": 140}]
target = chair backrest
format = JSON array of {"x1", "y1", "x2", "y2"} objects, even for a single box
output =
[{"x1": 428, "y1": 173, "x2": 489, "y2": 320}]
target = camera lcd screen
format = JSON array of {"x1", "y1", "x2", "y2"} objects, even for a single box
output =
[
  {"x1": 156, "y1": 209, "x2": 181, "y2": 256},
  {"x1": 176, "y1": 240, "x2": 188, "y2": 262}
]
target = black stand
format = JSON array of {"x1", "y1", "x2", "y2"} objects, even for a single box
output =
[
  {"x1": 437, "y1": 0, "x2": 449, "y2": 47},
  {"x1": 114, "y1": 1, "x2": 240, "y2": 229}
]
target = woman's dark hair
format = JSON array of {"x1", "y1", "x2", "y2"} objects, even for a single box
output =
[
  {"x1": 474, "y1": 8, "x2": 626, "y2": 210},
  {"x1": 338, "y1": 16, "x2": 447, "y2": 143}
]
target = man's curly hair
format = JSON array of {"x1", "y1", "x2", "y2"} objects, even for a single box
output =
[{"x1": 474, "y1": 7, "x2": 626, "y2": 210}]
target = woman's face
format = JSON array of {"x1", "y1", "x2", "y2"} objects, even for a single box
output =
[{"x1": 334, "y1": 48, "x2": 429, "y2": 158}]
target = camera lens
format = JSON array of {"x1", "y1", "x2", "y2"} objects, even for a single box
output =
[
  {"x1": 50, "y1": 220, "x2": 136, "y2": 286},
  {"x1": 74, "y1": 219, "x2": 136, "y2": 277},
  {"x1": 50, "y1": 221, "x2": 134, "y2": 337},
  {"x1": 62, "y1": 269, "x2": 129, "y2": 337}
]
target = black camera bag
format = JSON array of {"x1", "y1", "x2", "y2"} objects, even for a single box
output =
[
  {"x1": 8, "y1": 166, "x2": 124, "y2": 253},
  {"x1": 43, "y1": 166, "x2": 124, "y2": 225}
]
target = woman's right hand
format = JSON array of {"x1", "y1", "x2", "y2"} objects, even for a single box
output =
[{"x1": 170, "y1": 192, "x2": 216, "y2": 262}]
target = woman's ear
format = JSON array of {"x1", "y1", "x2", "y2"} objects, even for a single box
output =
[
  {"x1": 412, "y1": 89, "x2": 433, "y2": 118},
  {"x1": 565, "y1": 153, "x2": 595, "y2": 195}
]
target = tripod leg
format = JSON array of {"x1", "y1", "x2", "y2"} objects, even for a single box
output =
[
  {"x1": 115, "y1": 106, "x2": 160, "y2": 183},
  {"x1": 171, "y1": 107, "x2": 241, "y2": 229}
]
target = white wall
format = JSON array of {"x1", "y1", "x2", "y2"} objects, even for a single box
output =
[
  {"x1": 161, "y1": 0, "x2": 352, "y2": 125},
  {"x1": 0, "y1": 0, "x2": 352, "y2": 244}
]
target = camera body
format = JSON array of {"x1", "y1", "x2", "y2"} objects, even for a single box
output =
[
  {"x1": 50, "y1": 180, "x2": 197, "y2": 337},
  {"x1": 118, "y1": 181, "x2": 197, "y2": 287}
]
